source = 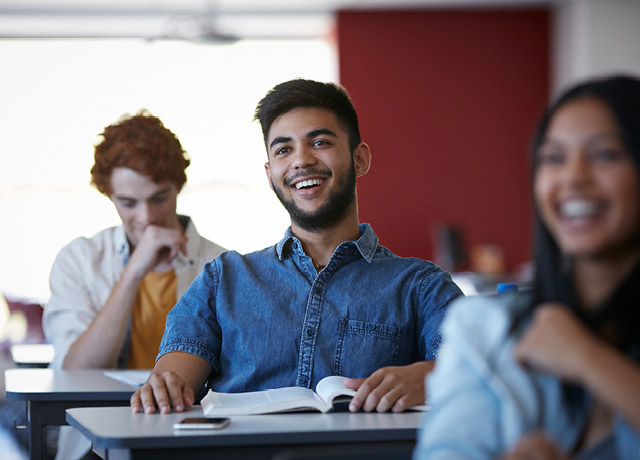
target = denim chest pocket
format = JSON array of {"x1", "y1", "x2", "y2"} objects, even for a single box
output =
[{"x1": 333, "y1": 318, "x2": 403, "y2": 378}]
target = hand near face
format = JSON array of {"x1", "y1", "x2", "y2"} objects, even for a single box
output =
[
  {"x1": 501, "y1": 432, "x2": 572, "y2": 460},
  {"x1": 343, "y1": 361, "x2": 433, "y2": 413},
  {"x1": 109, "y1": 168, "x2": 185, "y2": 276},
  {"x1": 127, "y1": 225, "x2": 188, "y2": 276},
  {"x1": 514, "y1": 304, "x2": 599, "y2": 384},
  {"x1": 131, "y1": 371, "x2": 194, "y2": 415}
]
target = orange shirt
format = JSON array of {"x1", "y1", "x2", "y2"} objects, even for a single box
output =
[{"x1": 128, "y1": 270, "x2": 177, "y2": 369}]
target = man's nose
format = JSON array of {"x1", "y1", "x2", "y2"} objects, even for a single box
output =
[
  {"x1": 291, "y1": 145, "x2": 317, "y2": 169},
  {"x1": 137, "y1": 202, "x2": 154, "y2": 225}
]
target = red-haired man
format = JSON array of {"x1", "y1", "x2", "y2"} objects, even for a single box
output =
[{"x1": 43, "y1": 110, "x2": 225, "y2": 459}]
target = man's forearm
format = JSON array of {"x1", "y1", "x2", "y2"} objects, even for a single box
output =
[
  {"x1": 153, "y1": 352, "x2": 213, "y2": 396},
  {"x1": 63, "y1": 267, "x2": 144, "y2": 369}
]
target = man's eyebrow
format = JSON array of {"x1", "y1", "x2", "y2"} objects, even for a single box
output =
[
  {"x1": 269, "y1": 129, "x2": 337, "y2": 149},
  {"x1": 307, "y1": 128, "x2": 337, "y2": 139},
  {"x1": 113, "y1": 188, "x2": 171, "y2": 200},
  {"x1": 112, "y1": 194, "x2": 136, "y2": 200},
  {"x1": 150, "y1": 187, "x2": 171, "y2": 197},
  {"x1": 269, "y1": 136, "x2": 292, "y2": 149}
]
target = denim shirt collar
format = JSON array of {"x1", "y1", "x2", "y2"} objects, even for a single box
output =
[{"x1": 276, "y1": 223, "x2": 378, "y2": 263}]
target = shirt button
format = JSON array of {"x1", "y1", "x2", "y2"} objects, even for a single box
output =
[
  {"x1": 300, "y1": 377, "x2": 308, "y2": 386},
  {"x1": 306, "y1": 327, "x2": 314, "y2": 337}
]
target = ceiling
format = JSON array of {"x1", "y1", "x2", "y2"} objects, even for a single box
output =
[{"x1": 0, "y1": 0, "x2": 552, "y2": 40}]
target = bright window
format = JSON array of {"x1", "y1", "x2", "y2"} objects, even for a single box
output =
[{"x1": 0, "y1": 38, "x2": 337, "y2": 301}]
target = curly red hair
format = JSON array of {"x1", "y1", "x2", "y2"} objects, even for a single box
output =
[{"x1": 90, "y1": 110, "x2": 190, "y2": 195}]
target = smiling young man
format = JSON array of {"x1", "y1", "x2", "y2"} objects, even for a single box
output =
[
  {"x1": 43, "y1": 111, "x2": 226, "y2": 459},
  {"x1": 131, "y1": 79, "x2": 463, "y2": 416}
]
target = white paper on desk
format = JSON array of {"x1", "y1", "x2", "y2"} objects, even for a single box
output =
[
  {"x1": 409, "y1": 404, "x2": 431, "y2": 412},
  {"x1": 104, "y1": 370, "x2": 151, "y2": 387}
]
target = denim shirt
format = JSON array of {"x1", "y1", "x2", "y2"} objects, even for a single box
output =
[
  {"x1": 414, "y1": 294, "x2": 640, "y2": 460},
  {"x1": 159, "y1": 223, "x2": 463, "y2": 392}
]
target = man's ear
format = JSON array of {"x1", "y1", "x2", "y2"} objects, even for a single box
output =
[
  {"x1": 353, "y1": 142, "x2": 372, "y2": 178},
  {"x1": 264, "y1": 162, "x2": 274, "y2": 191}
]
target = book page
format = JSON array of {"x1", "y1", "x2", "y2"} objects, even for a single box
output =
[
  {"x1": 315, "y1": 376, "x2": 356, "y2": 406},
  {"x1": 212, "y1": 387, "x2": 315, "y2": 407},
  {"x1": 202, "y1": 386, "x2": 328, "y2": 415}
]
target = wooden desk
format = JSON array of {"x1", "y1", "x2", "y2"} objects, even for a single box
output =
[
  {"x1": 5, "y1": 368, "x2": 148, "y2": 460},
  {"x1": 66, "y1": 406, "x2": 422, "y2": 460}
]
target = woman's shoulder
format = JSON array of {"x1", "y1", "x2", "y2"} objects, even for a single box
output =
[{"x1": 442, "y1": 293, "x2": 530, "y2": 354}]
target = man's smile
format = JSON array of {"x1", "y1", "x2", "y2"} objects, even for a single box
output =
[{"x1": 294, "y1": 178, "x2": 326, "y2": 190}]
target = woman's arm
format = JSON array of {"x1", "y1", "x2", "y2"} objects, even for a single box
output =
[
  {"x1": 500, "y1": 432, "x2": 572, "y2": 460},
  {"x1": 514, "y1": 304, "x2": 640, "y2": 433}
]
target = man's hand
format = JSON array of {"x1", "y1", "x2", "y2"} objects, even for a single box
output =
[
  {"x1": 131, "y1": 353, "x2": 211, "y2": 415},
  {"x1": 514, "y1": 304, "x2": 597, "y2": 384},
  {"x1": 343, "y1": 361, "x2": 434, "y2": 413},
  {"x1": 127, "y1": 225, "x2": 187, "y2": 276},
  {"x1": 131, "y1": 371, "x2": 194, "y2": 414}
]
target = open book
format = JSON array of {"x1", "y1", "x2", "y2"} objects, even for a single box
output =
[
  {"x1": 201, "y1": 376, "x2": 357, "y2": 415},
  {"x1": 201, "y1": 376, "x2": 431, "y2": 415}
]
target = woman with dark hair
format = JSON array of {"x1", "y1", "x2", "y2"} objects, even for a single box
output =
[{"x1": 415, "y1": 76, "x2": 640, "y2": 459}]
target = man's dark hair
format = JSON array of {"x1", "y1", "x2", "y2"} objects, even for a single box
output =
[{"x1": 254, "y1": 79, "x2": 362, "y2": 154}]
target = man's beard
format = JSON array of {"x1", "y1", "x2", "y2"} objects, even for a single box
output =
[{"x1": 271, "y1": 162, "x2": 357, "y2": 232}]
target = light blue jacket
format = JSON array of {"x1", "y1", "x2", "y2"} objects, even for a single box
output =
[{"x1": 415, "y1": 294, "x2": 640, "y2": 460}]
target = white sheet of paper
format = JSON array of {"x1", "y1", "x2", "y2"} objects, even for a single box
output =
[{"x1": 103, "y1": 370, "x2": 151, "y2": 387}]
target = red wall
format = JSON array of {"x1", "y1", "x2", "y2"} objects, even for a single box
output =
[{"x1": 337, "y1": 9, "x2": 549, "y2": 272}]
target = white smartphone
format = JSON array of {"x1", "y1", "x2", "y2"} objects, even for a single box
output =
[{"x1": 173, "y1": 417, "x2": 230, "y2": 430}]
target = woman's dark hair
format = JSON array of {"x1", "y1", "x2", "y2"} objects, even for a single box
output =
[{"x1": 525, "y1": 75, "x2": 640, "y2": 414}]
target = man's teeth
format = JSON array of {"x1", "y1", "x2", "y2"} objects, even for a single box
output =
[
  {"x1": 561, "y1": 200, "x2": 600, "y2": 218},
  {"x1": 295, "y1": 178, "x2": 324, "y2": 190}
]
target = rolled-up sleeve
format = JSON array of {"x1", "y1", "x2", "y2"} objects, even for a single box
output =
[
  {"x1": 417, "y1": 270, "x2": 464, "y2": 361},
  {"x1": 158, "y1": 259, "x2": 223, "y2": 373}
]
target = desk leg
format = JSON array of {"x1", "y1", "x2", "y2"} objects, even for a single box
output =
[
  {"x1": 27, "y1": 400, "x2": 46, "y2": 460},
  {"x1": 27, "y1": 401, "x2": 78, "y2": 460},
  {"x1": 27, "y1": 400, "x2": 130, "y2": 460},
  {"x1": 103, "y1": 448, "x2": 131, "y2": 460}
]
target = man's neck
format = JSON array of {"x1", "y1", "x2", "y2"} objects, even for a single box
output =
[{"x1": 290, "y1": 209, "x2": 361, "y2": 269}]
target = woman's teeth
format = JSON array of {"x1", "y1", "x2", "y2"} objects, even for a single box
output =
[{"x1": 560, "y1": 200, "x2": 600, "y2": 218}]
